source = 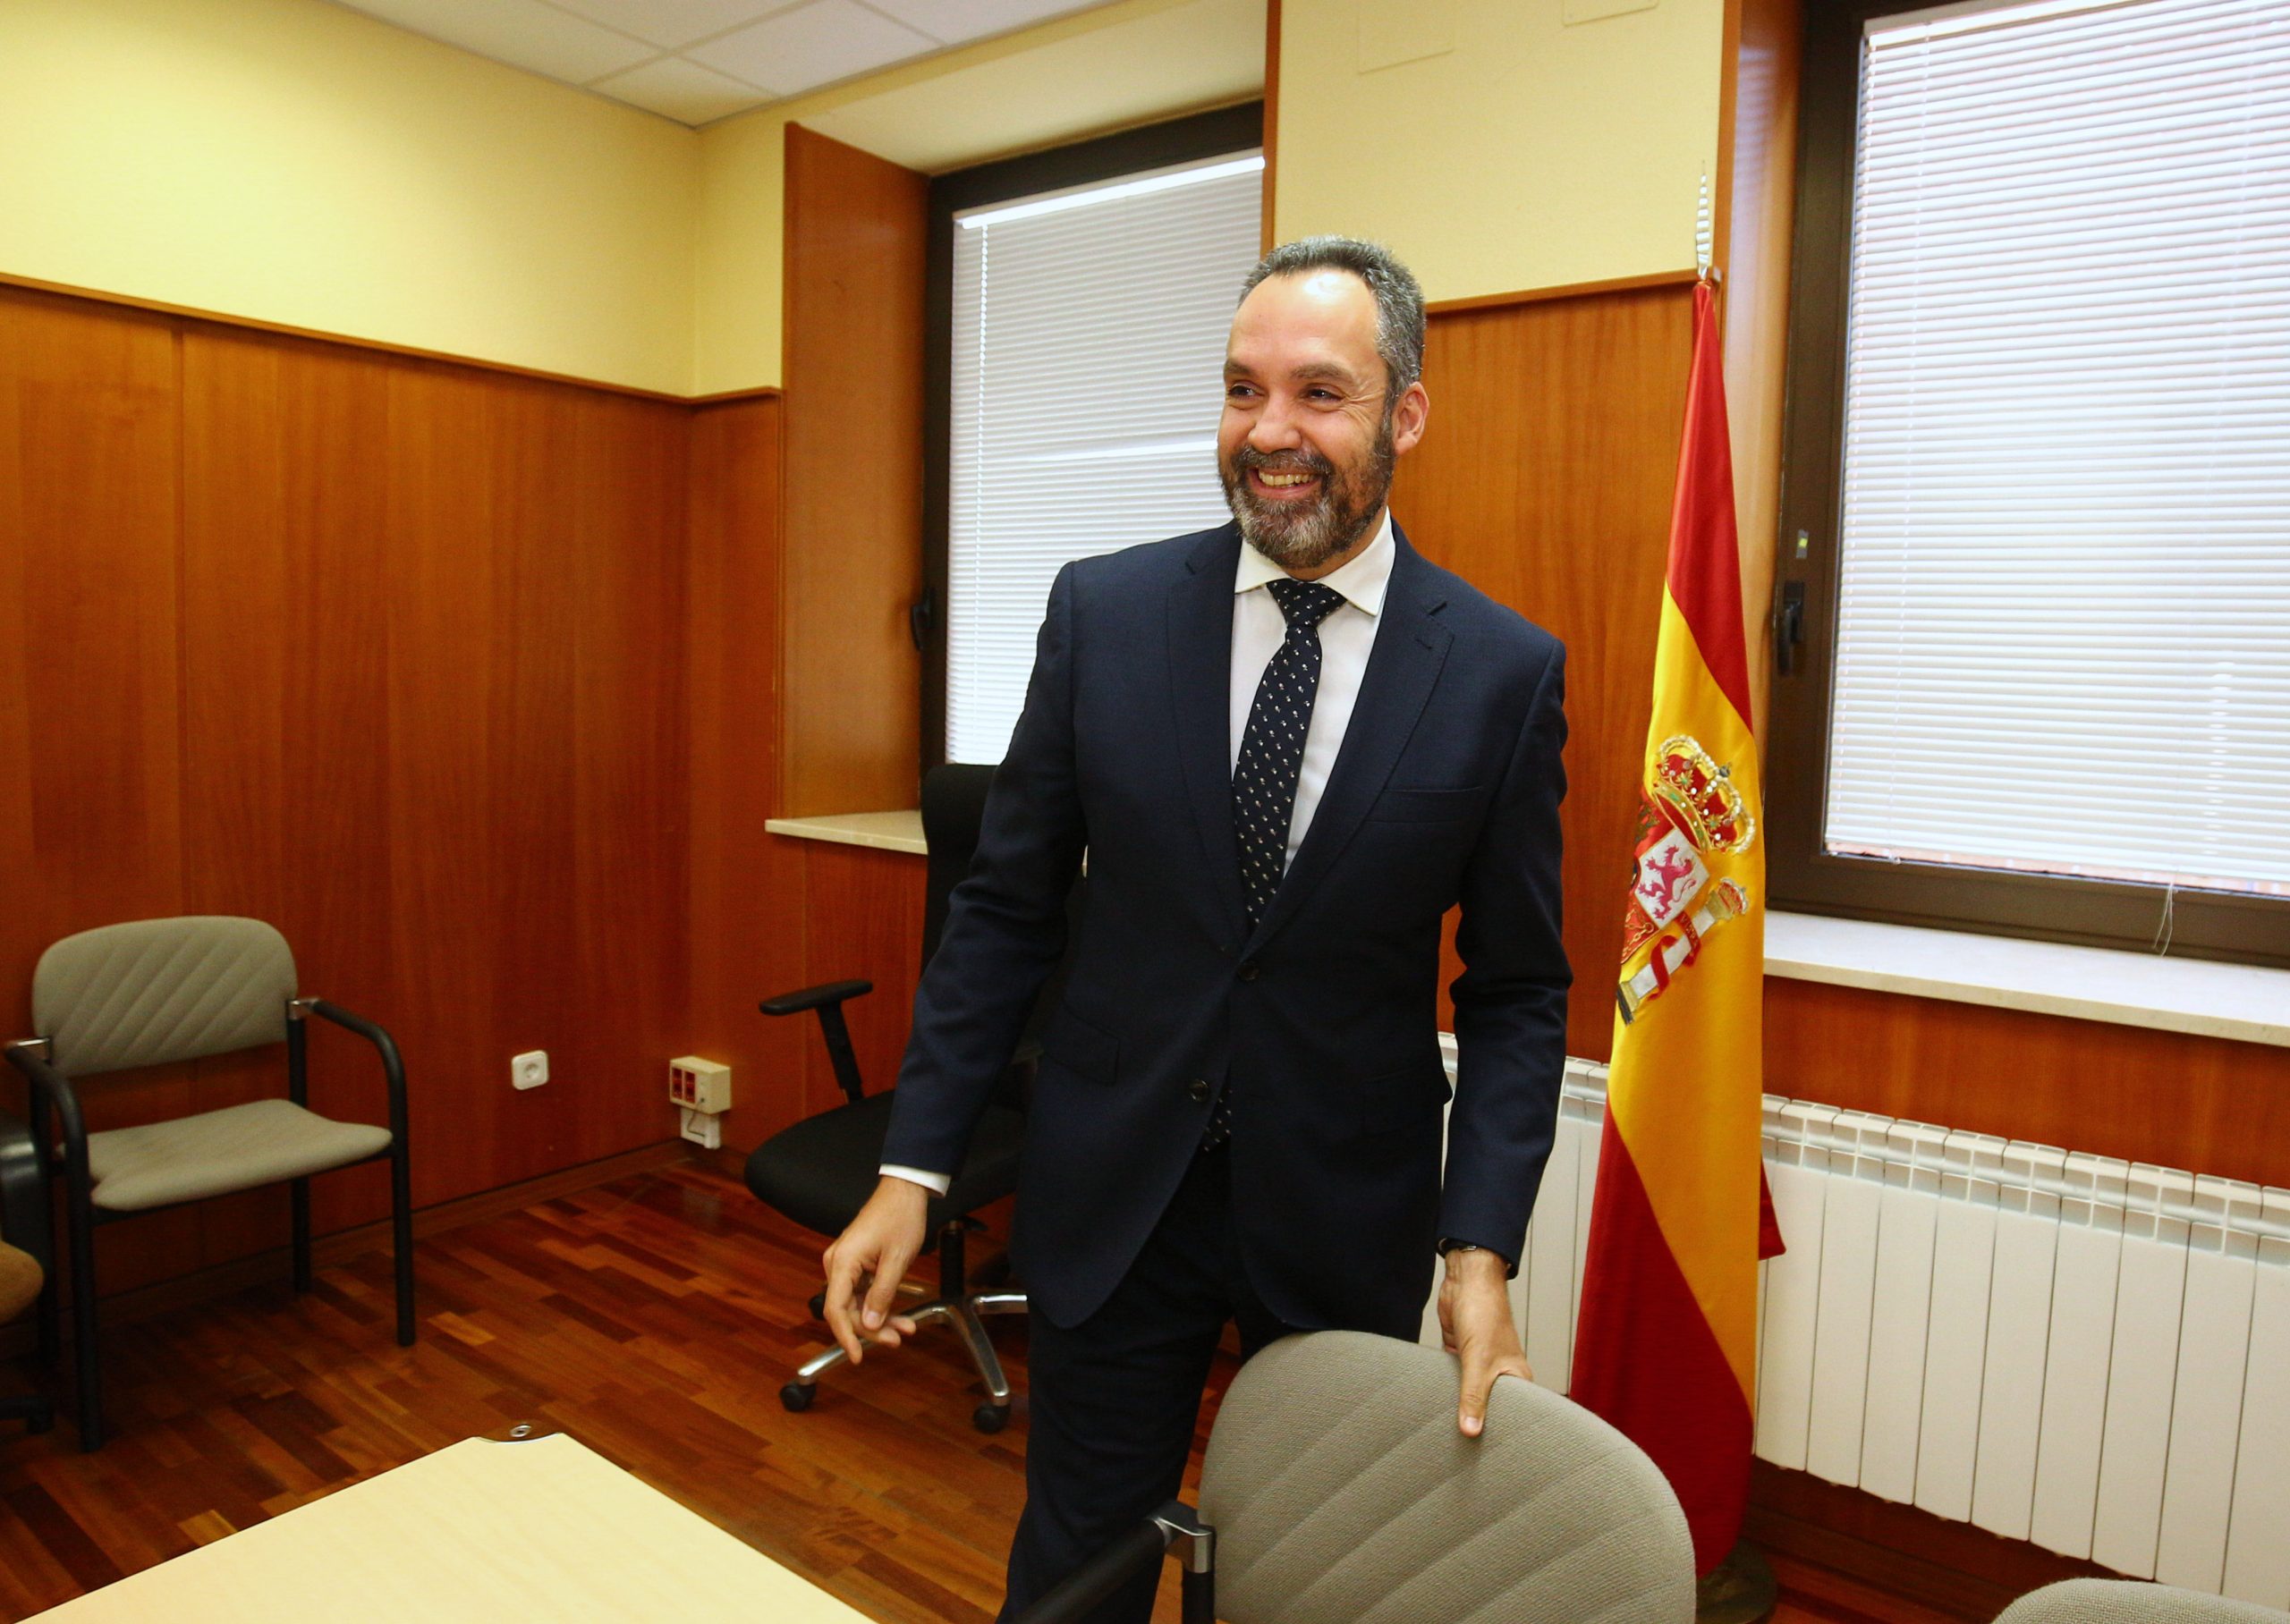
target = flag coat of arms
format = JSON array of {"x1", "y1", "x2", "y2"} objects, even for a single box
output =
[{"x1": 1570, "y1": 278, "x2": 1771, "y2": 1575}]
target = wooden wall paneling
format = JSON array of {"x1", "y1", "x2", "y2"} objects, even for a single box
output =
[
  {"x1": 687, "y1": 399, "x2": 816, "y2": 1155},
  {"x1": 780, "y1": 124, "x2": 929, "y2": 819},
  {"x1": 7, "y1": 286, "x2": 723, "y2": 1307},
  {"x1": 0, "y1": 290, "x2": 192, "y2": 1291},
  {"x1": 381, "y1": 362, "x2": 518, "y2": 1214},
  {"x1": 1766, "y1": 980, "x2": 2290, "y2": 1191},
  {"x1": 799, "y1": 843, "x2": 928, "y2": 1123},
  {"x1": 1396, "y1": 287, "x2": 1696, "y2": 1062},
  {"x1": 565, "y1": 393, "x2": 692, "y2": 1169},
  {"x1": 0, "y1": 289, "x2": 186, "y2": 1001},
  {"x1": 483, "y1": 376, "x2": 583, "y2": 1192},
  {"x1": 181, "y1": 332, "x2": 342, "y2": 1273},
  {"x1": 1261, "y1": 0, "x2": 1282, "y2": 251}
]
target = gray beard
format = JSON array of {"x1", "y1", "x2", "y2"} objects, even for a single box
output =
[
  {"x1": 1220, "y1": 421, "x2": 1396, "y2": 572},
  {"x1": 1231, "y1": 484, "x2": 1384, "y2": 571}
]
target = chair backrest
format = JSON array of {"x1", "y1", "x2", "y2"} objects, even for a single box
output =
[
  {"x1": 920, "y1": 763, "x2": 1081, "y2": 1062},
  {"x1": 32, "y1": 917, "x2": 298, "y2": 1077},
  {"x1": 920, "y1": 764, "x2": 1000, "y2": 966},
  {"x1": 1199, "y1": 1331, "x2": 1697, "y2": 1624},
  {"x1": 1994, "y1": 1581, "x2": 2290, "y2": 1623}
]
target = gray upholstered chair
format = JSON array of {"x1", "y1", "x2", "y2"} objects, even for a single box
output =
[
  {"x1": 4, "y1": 917, "x2": 413, "y2": 1449},
  {"x1": 1, "y1": 1107, "x2": 55, "y2": 1435},
  {"x1": 1996, "y1": 1581, "x2": 2290, "y2": 1622},
  {"x1": 1015, "y1": 1328, "x2": 1698, "y2": 1624}
]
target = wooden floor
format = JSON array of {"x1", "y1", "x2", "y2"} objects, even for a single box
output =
[{"x1": 0, "y1": 1155, "x2": 1960, "y2": 1623}]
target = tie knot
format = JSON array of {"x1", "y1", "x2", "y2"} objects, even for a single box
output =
[{"x1": 1266, "y1": 578, "x2": 1345, "y2": 632}]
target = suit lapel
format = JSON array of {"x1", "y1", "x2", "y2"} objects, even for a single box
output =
[
  {"x1": 1243, "y1": 525, "x2": 1452, "y2": 955},
  {"x1": 1166, "y1": 525, "x2": 1250, "y2": 938}
]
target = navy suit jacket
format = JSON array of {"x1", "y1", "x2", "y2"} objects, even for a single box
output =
[{"x1": 882, "y1": 520, "x2": 1570, "y2": 1339}]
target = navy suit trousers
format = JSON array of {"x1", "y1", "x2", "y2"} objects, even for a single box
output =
[{"x1": 999, "y1": 1145, "x2": 1297, "y2": 1624}]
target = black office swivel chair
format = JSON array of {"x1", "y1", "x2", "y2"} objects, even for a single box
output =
[{"x1": 744, "y1": 764, "x2": 1077, "y2": 1434}]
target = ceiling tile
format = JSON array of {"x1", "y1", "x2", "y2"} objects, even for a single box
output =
[
  {"x1": 689, "y1": 0, "x2": 939, "y2": 96},
  {"x1": 860, "y1": 0, "x2": 1109, "y2": 47},
  {"x1": 337, "y1": 0, "x2": 657, "y2": 84},
  {"x1": 589, "y1": 55, "x2": 773, "y2": 123},
  {"x1": 543, "y1": 0, "x2": 803, "y2": 51}
]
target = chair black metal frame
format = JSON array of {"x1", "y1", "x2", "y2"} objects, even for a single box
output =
[
  {"x1": 759, "y1": 976, "x2": 1030, "y2": 1434},
  {"x1": 1010, "y1": 1500, "x2": 1216, "y2": 1624},
  {"x1": 4, "y1": 994, "x2": 413, "y2": 1451},
  {"x1": 0, "y1": 1106, "x2": 55, "y2": 1435}
]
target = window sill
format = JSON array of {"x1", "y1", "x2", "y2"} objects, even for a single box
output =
[
  {"x1": 763, "y1": 809, "x2": 927, "y2": 856},
  {"x1": 1765, "y1": 910, "x2": 2290, "y2": 1050},
  {"x1": 746, "y1": 838, "x2": 2285, "y2": 1049}
]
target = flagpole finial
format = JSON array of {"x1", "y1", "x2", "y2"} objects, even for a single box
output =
[{"x1": 1695, "y1": 169, "x2": 1715, "y2": 283}]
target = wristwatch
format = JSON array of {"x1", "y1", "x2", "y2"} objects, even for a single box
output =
[{"x1": 1438, "y1": 1239, "x2": 1518, "y2": 1277}]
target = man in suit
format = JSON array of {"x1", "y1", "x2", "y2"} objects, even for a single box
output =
[{"x1": 821, "y1": 237, "x2": 1570, "y2": 1622}]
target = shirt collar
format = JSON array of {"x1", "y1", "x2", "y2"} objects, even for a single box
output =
[{"x1": 1233, "y1": 509, "x2": 1395, "y2": 617}]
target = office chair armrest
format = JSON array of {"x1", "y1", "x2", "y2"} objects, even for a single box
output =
[
  {"x1": 1008, "y1": 1501, "x2": 1215, "y2": 1624},
  {"x1": 302, "y1": 1001, "x2": 411, "y2": 1146},
  {"x1": 758, "y1": 979, "x2": 873, "y2": 1017},
  {"x1": 0, "y1": 1105, "x2": 49, "y2": 1266},
  {"x1": 759, "y1": 980, "x2": 873, "y2": 1105}
]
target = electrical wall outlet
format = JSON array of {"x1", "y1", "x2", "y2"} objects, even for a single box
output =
[
  {"x1": 669, "y1": 1056, "x2": 732, "y2": 1114},
  {"x1": 513, "y1": 1050, "x2": 548, "y2": 1090}
]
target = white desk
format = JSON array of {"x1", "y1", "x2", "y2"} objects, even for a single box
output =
[{"x1": 30, "y1": 1434, "x2": 872, "y2": 1622}]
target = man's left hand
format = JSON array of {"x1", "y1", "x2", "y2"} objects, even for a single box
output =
[{"x1": 1438, "y1": 1246, "x2": 1533, "y2": 1437}]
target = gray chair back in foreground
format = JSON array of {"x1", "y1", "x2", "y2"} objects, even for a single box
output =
[
  {"x1": 1997, "y1": 1580, "x2": 2290, "y2": 1622},
  {"x1": 1017, "y1": 1328, "x2": 1696, "y2": 1624}
]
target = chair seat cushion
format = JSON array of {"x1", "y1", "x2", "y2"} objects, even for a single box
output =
[
  {"x1": 0, "y1": 1241, "x2": 40, "y2": 1322},
  {"x1": 88, "y1": 1099, "x2": 392, "y2": 1213},
  {"x1": 743, "y1": 1091, "x2": 1023, "y2": 1239}
]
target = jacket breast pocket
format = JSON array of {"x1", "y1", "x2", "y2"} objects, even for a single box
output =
[
  {"x1": 1369, "y1": 784, "x2": 1485, "y2": 825},
  {"x1": 1041, "y1": 1002, "x2": 1120, "y2": 1086}
]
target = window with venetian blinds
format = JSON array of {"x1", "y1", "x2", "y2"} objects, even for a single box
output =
[
  {"x1": 946, "y1": 153, "x2": 1264, "y2": 765},
  {"x1": 1827, "y1": 0, "x2": 2290, "y2": 901}
]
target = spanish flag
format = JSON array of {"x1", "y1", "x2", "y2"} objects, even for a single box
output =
[{"x1": 1569, "y1": 278, "x2": 1774, "y2": 1576}]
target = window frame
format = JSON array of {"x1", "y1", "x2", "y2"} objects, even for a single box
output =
[
  {"x1": 920, "y1": 100, "x2": 1264, "y2": 772},
  {"x1": 1768, "y1": 0, "x2": 2286, "y2": 968}
]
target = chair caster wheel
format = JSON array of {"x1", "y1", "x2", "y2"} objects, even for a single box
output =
[
  {"x1": 781, "y1": 1383, "x2": 816, "y2": 1413},
  {"x1": 808, "y1": 1292, "x2": 826, "y2": 1321},
  {"x1": 973, "y1": 1402, "x2": 1009, "y2": 1434}
]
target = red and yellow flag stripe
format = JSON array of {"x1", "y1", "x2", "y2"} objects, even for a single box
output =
[{"x1": 1570, "y1": 279, "x2": 1770, "y2": 1576}]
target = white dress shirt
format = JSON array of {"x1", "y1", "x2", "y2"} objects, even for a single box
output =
[{"x1": 883, "y1": 513, "x2": 1395, "y2": 1197}]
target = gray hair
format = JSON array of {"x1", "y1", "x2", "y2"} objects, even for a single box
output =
[{"x1": 1239, "y1": 236, "x2": 1426, "y2": 400}]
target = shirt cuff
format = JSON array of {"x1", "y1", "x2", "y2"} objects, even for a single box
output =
[{"x1": 879, "y1": 1164, "x2": 952, "y2": 1197}]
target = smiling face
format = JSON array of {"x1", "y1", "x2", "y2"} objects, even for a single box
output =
[{"x1": 1218, "y1": 267, "x2": 1429, "y2": 576}]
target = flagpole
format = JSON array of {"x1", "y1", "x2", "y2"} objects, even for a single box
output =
[{"x1": 1685, "y1": 162, "x2": 1777, "y2": 1624}]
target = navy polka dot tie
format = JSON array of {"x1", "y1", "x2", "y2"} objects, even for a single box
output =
[{"x1": 1202, "y1": 576, "x2": 1345, "y2": 1149}]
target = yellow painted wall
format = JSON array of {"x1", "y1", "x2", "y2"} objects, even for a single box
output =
[
  {"x1": 1274, "y1": 0, "x2": 1725, "y2": 303},
  {"x1": 2, "y1": 0, "x2": 1717, "y2": 394},
  {"x1": 0, "y1": 0, "x2": 698, "y2": 395},
  {"x1": 691, "y1": 0, "x2": 1266, "y2": 395}
]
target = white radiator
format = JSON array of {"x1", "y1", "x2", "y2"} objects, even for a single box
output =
[{"x1": 1420, "y1": 1056, "x2": 2290, "y2": 1608}]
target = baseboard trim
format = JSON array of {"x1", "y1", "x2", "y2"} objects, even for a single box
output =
[
  {"x1": 0, "y1": 1139, "x2": 693, "y2": 1354},
  {"x1": 1743, "y1": 1461, "x2": 2109, "y2": 1622}
]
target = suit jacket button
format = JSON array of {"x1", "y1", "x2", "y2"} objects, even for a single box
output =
[
  {"x1": 1237, "y1": 959, "x2": 1260, "y2": 981},
  {"x1": 1188, "y1": 1078, "x2": 1211, "y2": 1103}
]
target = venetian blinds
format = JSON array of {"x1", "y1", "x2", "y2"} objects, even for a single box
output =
[
  {"x1": 1828, "y1": 0, "x2": 2290, "y2": 899},
  {"x1": 946, "y1": 153, "x2": 1263, "y2": 765}
]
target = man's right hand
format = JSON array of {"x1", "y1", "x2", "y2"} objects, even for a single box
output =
[{"x1": 821, "y1": 1175, "x2": 931, "y2": 1366}]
